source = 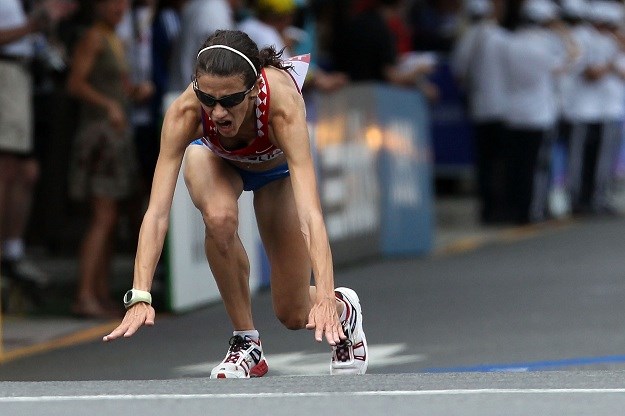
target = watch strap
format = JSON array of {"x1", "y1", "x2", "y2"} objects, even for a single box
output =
[{"x1": 124, "y1": 289, "x2": 152, "y2": 309}]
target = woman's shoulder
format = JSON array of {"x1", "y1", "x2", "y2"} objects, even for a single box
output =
[
  {"x1": 263, "y1": 66, "x2": 306, "y2": 126},
  {"x1": 168, "y1": 85, "x2": 201, "y2": 118},
  {"x1": 265, "y1": 67, "x2": 303, "y2": 113},
  {"x1": 161, "y1": 86, "x2": 203, "y2": 146},
  {"x1": 264, "y1": 66, "x2": 304, "y2": 99}
]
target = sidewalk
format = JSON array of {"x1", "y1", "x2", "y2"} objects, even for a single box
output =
[
  {"x1": 0, "y1": 194, "x2": 505, "y2": 362},
  {"x1": 0, "y1": 255, "x2": 135, "y2": 361}
]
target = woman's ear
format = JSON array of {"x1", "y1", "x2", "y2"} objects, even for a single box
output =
[{"x1": 250, "y1": 79, "x2": 261, "y2": 100}]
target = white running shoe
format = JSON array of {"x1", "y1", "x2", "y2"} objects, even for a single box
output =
[
  {"x1": 331, "y1": 287, "x2": 368, "y2": 375},
  {"x1": 210, "y1": 335, "x2": 269, "y2": 379}
]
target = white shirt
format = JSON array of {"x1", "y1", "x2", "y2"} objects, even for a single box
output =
[
  {"x1": 450, "y1": 20, "x2": 508, "y2": 122},
  {"x1": 0, "y1": 0, "x2": 33, "y2": 58},
  {"x1": 561, "y1": 24, "x2": 616, "y2": 122},
  {"x1": 558, "y1": 23, "x2": 598, "y2": 122},
  {"x1": 238, "y1": 17, "x2": 291, "y2": 58},
  {"x1": 501, "y1": 26, "x2": 567, "y2": 129},
  {"x1": 593, "y1": 30, "x2": 622, "y2": 120},
  {"x1": 605, "y1": 51, "x2": 625, "y2": 120},
  {"x1": 167, "y1": 0, "x2": 234, "y2": 92}
]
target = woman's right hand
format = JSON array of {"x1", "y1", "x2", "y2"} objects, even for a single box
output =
[
  {"x1": 102, "y1": 302, "x2": 155, "y2": 342},
  {"x1": 106, "y1": 101, "x2": 127, "y2": 132}
]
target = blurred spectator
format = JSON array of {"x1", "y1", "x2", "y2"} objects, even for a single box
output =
[
  {"x1": 118, "y1": 0, "x2": 157, "y2": 191},
  {"x1": 0, "y1": 0, "x2": 76, "y2": 293},
  {"x1": 116, "y1": 0, "x2": 158, "y2": 255},
  {"x1": 407, "y1": 0, "x2": 464, "y2": 52},
  {"x1": 239, "y1": 0, "x2": 348, "y2": 92},
  {"x1": 334, "y1": 0, "x2": 438, "y2": 98},
  {"x1": 500, "y1": 0, "x2": 579, "y2": 224},
  {"x1": 66, "y1": 0, "x2": 141, "y2": 318},
  {"x1": 587, "y1": 1, "x2": 625, "y2": 215},
  {"x1": 553, "y1": 0, "x2": 593, "y2": 218},
  {"x1": 450, "y1": 0, "x2": 509, "y2": 223},
  {"x1": 167, "y1": 0, "x2": 235, "y2": 93},
  {"x1": 151, "y1": 0, "x2": 187, "y2": 121},
  {"x1": 294, "y1": 0, "x2": 349, "y2": 92},
  {"x1": 311, "y1": 0, "x2": 351, "y2": 71},
  {"x1": 238, "y1": 0, "x2": 293, "y2": 57},
  {"x1": 561, "y1": 0, "x2": 620, "y2": 215}
]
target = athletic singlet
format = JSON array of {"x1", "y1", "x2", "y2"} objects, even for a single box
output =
[{"x1": 197, "y1": 54, "x2": 310, "y2": 164}]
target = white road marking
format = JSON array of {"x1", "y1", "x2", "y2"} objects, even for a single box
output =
[{"x1": 2, "y1": 389, "x2": 625, "y2": 403}]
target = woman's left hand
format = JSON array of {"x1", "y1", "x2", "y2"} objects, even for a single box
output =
[{"x1": 306, "y1": 297, "x2": 346, "y2": 346}]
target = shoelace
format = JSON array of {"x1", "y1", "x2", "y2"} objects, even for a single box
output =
[
  {"x1": 224, "y1": 335, "x2": 250, "y2": 364},
  {"x1": 334, "y1": 339, "x2": 353, "y2": 362},
  {"x1": 334, "y1": 321, "x2": 354, "y2": 363}
]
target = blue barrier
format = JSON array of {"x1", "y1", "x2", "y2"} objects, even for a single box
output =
[
  {"x1": 309, "y1": 84, "x2": 434, "y2": 260},
  {"x1": 376, "y1": 87, "x2": 434, "y2": 255}
]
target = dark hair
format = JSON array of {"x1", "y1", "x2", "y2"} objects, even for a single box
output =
[{"x1": 195, "y1": 30, "x2": 293, "y2": 88}]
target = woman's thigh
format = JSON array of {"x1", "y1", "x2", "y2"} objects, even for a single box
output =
[
  {"x1": 253, "y1": 176, "x2": 312, "y2": 316},
  {"x1": 183, "y1": 145, "x2": 244, "y2": 218}
]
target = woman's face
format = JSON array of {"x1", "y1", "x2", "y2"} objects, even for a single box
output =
[
  {"x1": 98, "y1": 0, "x2": 129, "y2": 27},
  {"x1": 194, "y1": 73, "x2": 257, "y2": 138}
]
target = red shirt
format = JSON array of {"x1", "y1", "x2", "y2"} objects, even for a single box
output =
[{"x1": 198, "y1": 54, "x2": 310, "y2": 165}]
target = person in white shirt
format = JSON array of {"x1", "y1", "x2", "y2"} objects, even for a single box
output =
[
  {"x1": 500, "y1": 0, "x2": 578, "y2": 224},
  {"x1": 0, "y1": 0, "x2": 75, "y2": 295},
  {"x1": 239, "y1": 0, "x2": 349, "y2": 92},
  {"x1": 589, "y1": 1, "x2": 625, "y2": 214},
  {"x1": 167, "y1": 0, "x2": 235, "y2": 93},
  {"x1": 556, "y1": 0, "x2": 594, "y2": 218},
  {"x1": 561, "y1": 1, "x2": 621, "y2": 214},
  {"x1": 451, "y1": 0, "x2": 509, "y2": 224},
  {"x1": 237, "y1": 0, "x2": 293, "y2": 58}
]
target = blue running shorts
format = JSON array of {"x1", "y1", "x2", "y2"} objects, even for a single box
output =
[
  {"x1": 190, "y1": 138, "x2": 290, "y2": 191},
  {"x1": 231, "y1": 163, "x2": 290, "y2": 192}
]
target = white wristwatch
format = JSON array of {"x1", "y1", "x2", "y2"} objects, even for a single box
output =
[{"x1": 123, "y1": 289, "x2": 152, "y2": 309}]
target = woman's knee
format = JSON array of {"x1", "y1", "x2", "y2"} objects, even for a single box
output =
[
  {"x1": 201, "y1": 208, "x2": 239, "y2": 249},
  {"x1": 274, "y1": 304, "x2": 308, "y2": 330}
]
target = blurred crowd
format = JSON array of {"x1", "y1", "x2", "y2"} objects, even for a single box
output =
[
  {"x1": 451, "y1": 0, "x2": 625, "y2": 226},
  {"x1": 3, "y1": 0, "x2": 625, "y2": 315}
]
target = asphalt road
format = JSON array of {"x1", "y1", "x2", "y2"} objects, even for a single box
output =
[
  {"x1": 2, "y1": 372, "x2": 625, "y2": 416},
  {"x1": 2, "y1": 215, "x2": 625, "y2": 414}
]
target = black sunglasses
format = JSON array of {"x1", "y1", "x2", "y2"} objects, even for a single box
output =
[{"x1": 193, "y1": 79, "x2": 254, "y2": 108}]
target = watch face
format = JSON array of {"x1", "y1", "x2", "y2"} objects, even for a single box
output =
[{"x1": 124, "y1": 290, "x2": 133, "y2": 304}]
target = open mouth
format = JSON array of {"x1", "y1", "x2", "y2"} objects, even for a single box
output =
[{"x1": 215, "y1": 120, "x2": 233, "y2": 129}]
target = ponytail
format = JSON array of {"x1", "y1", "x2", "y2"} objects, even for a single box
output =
[{"x1": 259, "y1": 46, "x2": 293, "y2": 71}]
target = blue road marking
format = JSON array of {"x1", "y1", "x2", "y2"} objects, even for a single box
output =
[{"x1": 423, "y1": 355, "x2": 625, "y2": 373}]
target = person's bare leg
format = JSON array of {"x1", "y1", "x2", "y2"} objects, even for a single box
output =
[
  {"x1": 95, "y1": 233, "x2": 116, "y2": 308},
  {"x1": 0, "y1": 155, "x2": 19, "y2": 252},
  {"x1": 184, "y1": 147, "x2": 253, "y2": 330},
  {"x1": 253, "y1": 177, "x2": 344, "y2": 330},
  {"x1": 75, "y1": 196, "x2": 118, "y2": 314},
  {"x1": 2, "y1": 158, "x2": 38, "y2": 250}
]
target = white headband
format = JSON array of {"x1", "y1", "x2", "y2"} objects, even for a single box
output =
[{"x1": 196, "y1": 45, "x2": 258, "y2": 77}]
